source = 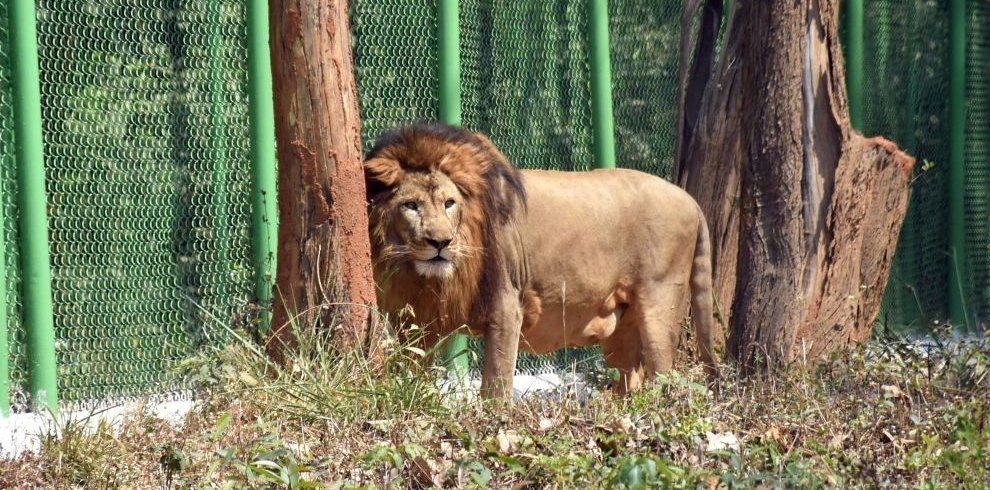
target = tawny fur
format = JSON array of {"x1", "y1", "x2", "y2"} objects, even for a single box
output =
[{"x1": 365, "y1": 122, "x2": 719, "y2": 399}]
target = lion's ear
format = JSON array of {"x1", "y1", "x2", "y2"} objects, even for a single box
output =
[
  {"x1": 364, "y1": 157, "x2": 403, "y2": 201},
  {"x1": 472, "y1": 132, "x2": 526, "y2": 214}
]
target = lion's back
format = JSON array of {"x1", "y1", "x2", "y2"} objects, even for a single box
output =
[
  {"x1": 518, "y1": 168, "x2": 700, "y2": 250},
  {"x1": 517, "y1": 168, "x2": 701, "y2": 290}
]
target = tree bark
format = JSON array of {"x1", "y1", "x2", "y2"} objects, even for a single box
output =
[
  {"x1": 676, "y1": 0, "x2": 915, "y2": 369},
  {"x1": 266, "y1": 0, "x2": 378, "y2": 361}
]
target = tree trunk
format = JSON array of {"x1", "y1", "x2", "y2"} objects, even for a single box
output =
[
  {"x1": 266, "y1": 0, "x2": 378, "y2": 361},
  {"x1": 676, "y1": 0, "x2": 915, "y2": 370}
]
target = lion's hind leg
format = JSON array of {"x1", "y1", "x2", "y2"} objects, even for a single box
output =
[
  {"x1": 601, "y1": 321, "x2": 643, "y2": 395},
  {"x1": 631, "y1": 282, "x2": 689, "y2": 382}
]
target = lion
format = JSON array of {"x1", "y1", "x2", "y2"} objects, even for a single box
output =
[{"x1": 364, "y1": 122, "x2": 718, "y2": 400}]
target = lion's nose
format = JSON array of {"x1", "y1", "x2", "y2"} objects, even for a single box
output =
[{"x1": 425, "y1": 238, "x2": 452, "y2": 251}]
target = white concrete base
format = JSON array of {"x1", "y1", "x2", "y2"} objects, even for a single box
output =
[
  {"x1": 0, "y1": 398, "x2": 194, "y2": 458},
  {"x1": 1, "y1": 372, "x2": 598, "y2": 459},
  {"x1": 439, "y1": 372, "x2": 597, "y2": 404}
]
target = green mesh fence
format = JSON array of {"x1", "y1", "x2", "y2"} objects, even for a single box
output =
[
  {"x1": 964, "y1": 0, "x2": 990, "y2": 325},
  {"x1": 27, "y1": 0, "x2": 255, "y2": 403},
  {"x1": 460, "y1": 0, "x2": 594, "y2": 173},
  {"x1": 5, "y1": 0, "x2": 990, "y2": 408},
  {"x1": 352, "y1": 1, "x2": 438, "y2": 152},
  {"x1": 863, "y1": 0, "x2": 990, "y2": 332},
  {"x1": 862, "y1": 0, "x2": 952, "y2": 331},
  {"x1": 609, "y1": 0, "x2": 682, "y2": 178},
  {"x1": 1, "y1": 0, "x2": 29, "y2": 410}
]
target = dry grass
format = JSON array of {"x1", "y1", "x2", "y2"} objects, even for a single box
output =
[{"x1": 1, "y1": 324, "x2": 987, "y2": 489}]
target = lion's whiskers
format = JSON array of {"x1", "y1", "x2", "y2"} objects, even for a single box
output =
[
  {"x1": 452, "y1": 244, "x2": 483, "y2": 260},
  {"x1": 375, "y1": 245, "x2": 414, "y2": 267}
]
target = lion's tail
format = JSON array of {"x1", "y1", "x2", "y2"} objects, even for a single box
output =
[{"x1": 690, "y1": 206, "x2": 719, "y2": 380}]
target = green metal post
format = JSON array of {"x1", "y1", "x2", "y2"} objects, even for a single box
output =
[
  {"x1": 0, "y1": 179, "x2": 8, "y2": 415},
  {"x1": 208, "y1": 0, "x2": 230, "y2": 313},
  {"x1": 436, "y1": 0, "x2": 468, "y2": 377},
  {"x1": 438, "y1": 0, "x2": 461, "y2": 125},
  {"x1": 9, "y1": 0, "x2": 59, "y2": 412},
  {"x1": 247, "y1": 0, "x2": 277, "y2": 333},
  {"x1": 948, "y1": 0, "x2": 969, "y2": 328},
  {"x1": 587, "y1": 0, "x2": 616, "y2": 169},
  {"x1": 845, "y1": 0, "x2": 864, "y2": 129}
]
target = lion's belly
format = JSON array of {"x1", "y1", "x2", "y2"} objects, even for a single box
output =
[{"x1": 518, "y1": 287, "x2": 630, "y2": 355}]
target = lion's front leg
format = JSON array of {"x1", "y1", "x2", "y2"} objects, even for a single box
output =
[{"x1": 479, "y1": 296, "x2": 523, "y2": 401}]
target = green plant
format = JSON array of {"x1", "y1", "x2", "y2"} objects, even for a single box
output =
[
  {"x1": 35, "y1": 410, "x2": 123, "y2": 488},
  {"x1": 210, "y1": 434, "x2": 322, "y2": 490}
]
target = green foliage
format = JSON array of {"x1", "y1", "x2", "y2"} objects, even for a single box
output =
[
  {"x1": 36, "y1": 414, "x2": 122, "y2": 488},
  {"x1": 210, "y1": 435, "x2": 321, "y2": 490}
]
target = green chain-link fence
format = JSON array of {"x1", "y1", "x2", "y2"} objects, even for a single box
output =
[
  {"x1": 964, "y1": 0, "x2": 990, "y2": 325},
  {"x1": 35, "y1": 0, "x2": 256, "y2": 404},
  {"x1": 860, "y1": 0, "x2": 952, "y2": 331},
  {"x1": 863, "y1": 0, "x2": 990, "y2": 333},
  {"x1": 3, "y1": 0, "x2": 990, "y2": 409},
  {"x1": 2, "y1": 0, "x2": 258, "y2": 410}
]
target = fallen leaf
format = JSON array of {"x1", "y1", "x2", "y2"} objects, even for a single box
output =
[
  {"x1": 411, "y1": 456, "x2": 445, "y2": 488},
  {"x1": 404, "y1": 345, "x2": 427, "y2": 358},
  {"x1": 828, "y1": 433, "x2": 847, "y2": 450},
  {"x1": 881, "y1": 384, "x2": 905, "y2": 398},
  {"x1": 764, "y1": 426, "x2": 784, "y2": 445},
  {"x1": 496, "y1": 430, "x2": 524, "y2": 454},
  {"x1": 238, "y1": 372, "x2": 258, "y2": 387},
  {"x1": 612, "y1": 416, "x2": 634, "y2": 434}
]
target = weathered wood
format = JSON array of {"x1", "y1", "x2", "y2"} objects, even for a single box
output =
[
  {"x1": 676, "y1": 0, "x2": 914, "y2": 369},
  {"x1": 266, "y1": 0, "x2": 378, "y2": 361}
]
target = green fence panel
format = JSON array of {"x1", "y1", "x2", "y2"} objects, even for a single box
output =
[
  {"x1": 460, "y1": 0, "x2": 594, "y2": 172},
  {"x1": 352, "y1": 1, "x2": 439, "y2": 153},
  {"x1": 865, "y1": 0, "x2": 990, "y2": 332},
  {"x1": 2, "y1": 0, "x2": 989, "y2": 408},
  {"x1": 32, "y1": 0, "x2": 255, "y2": 402},
  {"x1": 864, "y1": 0, "x2": 952, "y2": 332},
  {"x1": 609, "y1": 0, "x2": 681, "y2": 179},
  {"x1": 964, "y1": 0, "x2": 990, "y2": 326}
]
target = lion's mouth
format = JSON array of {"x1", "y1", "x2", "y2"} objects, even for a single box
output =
[{"x1": 414, "y1": 255, "x2": 455, "y2": 278}]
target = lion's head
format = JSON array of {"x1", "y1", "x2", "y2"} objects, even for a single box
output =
[{"x1": 364, "y1": 123, "x2": 525, "y2": 331}]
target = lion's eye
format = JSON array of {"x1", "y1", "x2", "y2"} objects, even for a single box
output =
[
  {"x1": 402, "y1": 201, "x2": 419, "y2": 212},
  {"x1": 444, "y1": 199, "x2": 456, "y2": 209}
]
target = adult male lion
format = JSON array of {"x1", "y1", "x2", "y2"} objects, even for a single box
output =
[{"x1": 364, "y1": 122, "x2": 718, "y2": 399}]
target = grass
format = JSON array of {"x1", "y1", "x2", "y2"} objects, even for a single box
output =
[{"x1": 1, "y1": 323, "x2": 988, "y2": 489}]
